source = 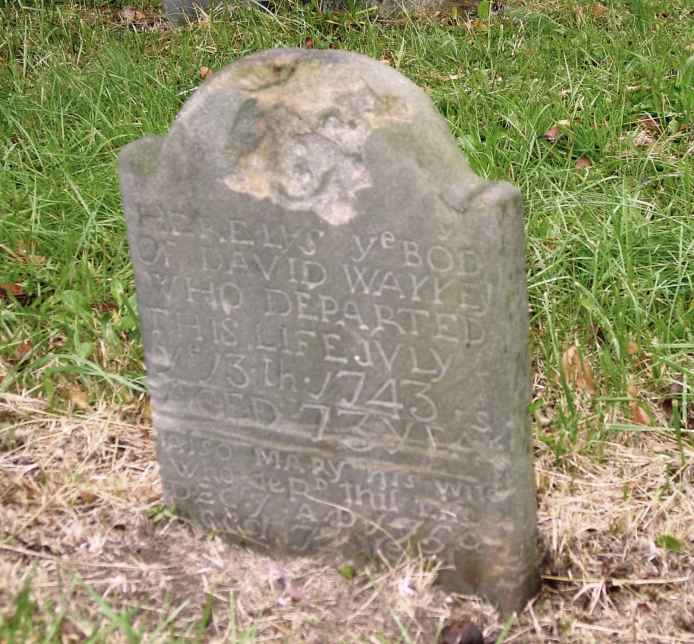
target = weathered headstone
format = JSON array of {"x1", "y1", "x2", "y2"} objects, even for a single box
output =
[
  {"x1": 119, "y1": 48, "x2": 538, "y2": 613},
  {"x1": 163, "y1": 0, "x2": 481, "y2": 24},
  {"x1": 163, "y1": 0, "x2": 211, "y2": 24}
]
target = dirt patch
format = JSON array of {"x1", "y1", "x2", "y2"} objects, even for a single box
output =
[{"x1": 1, "y1": 393, "x2": 693, "y2": 642}]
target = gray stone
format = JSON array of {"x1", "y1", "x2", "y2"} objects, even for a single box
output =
[
  {"x1": 163, "y1": 0, "x2": 212, "y2": 24},
  {"x1": 119, "y1": 48, "x2": 539, "y2": 613},
  {"x1": 163, "y1": 0, "x2": 481, "y2": 24}
]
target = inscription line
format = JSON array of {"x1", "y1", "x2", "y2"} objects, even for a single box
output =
[
  {"x1": 157, "y1": 421, "x2": 482, "y2": 483},
  {"x1": 156, "y1": 408, "x2": 475, "y2": 465}
]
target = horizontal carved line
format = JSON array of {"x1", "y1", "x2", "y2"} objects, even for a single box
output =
[{"x1": 156, "y1": 415, "x2": 490, "y2": 484}]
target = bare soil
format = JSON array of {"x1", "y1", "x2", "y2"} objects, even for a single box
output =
[{"x1": 1, "y1": 393, "x2": 693, "y2": 642}]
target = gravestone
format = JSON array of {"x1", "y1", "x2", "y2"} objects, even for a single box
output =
[
  {"x1": 163, "y1": 0, "x2": 211, "y2": 24},
  {"x1": 119, "y1": 48, "x2": 539, "y2": 613},
  {"x1": 163, "y1": 0, "x2": 481, "y2": 24}
]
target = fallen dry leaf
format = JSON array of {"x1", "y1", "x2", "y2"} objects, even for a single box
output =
[
  {"x1": 628, "y1": 384, "x2": 651, "y2": 426},
  {"x1": 95, "y1": 300, "x2": 118, "y2": 314},
  {"x1": 638, "y1": 113, "x2": 661, "y2": 133},
  {"x1": 544, "y1": 126, "x2": 561, "y2": 143},
  {"x1": 630, "y1": 402, "x2": 651, "y2": 426},
  {"x1": 439, "y1": 620, "x2": 484, "y2": 644},
  {"x1": 59, "y1": 618, "x2": 84, "y2": 643},
  {"x1": 67, "y1": 385, "x2": 90, "y2": 411},
  {"x1": 0, "y1": 282, "x2": 23, "y2": 299},
  {"x1": 199, "y1": 66, "x2": 214, "y2": 80},
  {"x1": 575, "y1": 155, "x2": 592, "y2": 170},
  {"x1": 77, "y1": 489, "x2": 98, "y2": 505},
  {"x1": 562, "y1": 345, "x2": 596, "y2": 395},
  {"x1": 627, "y1": 340, "x2": 639, "y2": 355},
  {"x1": 14, "y1": 341, "x2": 32, "y2": 361}
]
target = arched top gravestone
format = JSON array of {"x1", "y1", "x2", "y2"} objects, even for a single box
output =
[{"x1": 119, "y1": 49, "x2": 539, "y2": 613}]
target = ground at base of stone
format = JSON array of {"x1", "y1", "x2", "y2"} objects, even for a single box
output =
[{"x1": 1, "y1": 393, "x2": 693, "y2": 643}]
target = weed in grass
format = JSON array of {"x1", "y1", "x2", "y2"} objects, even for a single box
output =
[
  {"x1": 0, "y1": 577, "x2": 261, "y2": 643},
  {"x1": 0, "y1": 582, "x2": 41, "y2": 643}
]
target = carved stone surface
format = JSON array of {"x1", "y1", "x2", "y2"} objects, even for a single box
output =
[{"x1": 119, "y1": 48, "x2": 538, "y2": 613}]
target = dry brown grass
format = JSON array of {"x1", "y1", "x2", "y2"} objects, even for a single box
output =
[{"x1": 1, "y1": 392, "x2": 693, "y2": 642}]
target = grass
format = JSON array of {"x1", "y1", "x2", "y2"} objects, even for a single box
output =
[
  {"x1": 0, "y1": 578, "x2": 255, "y2": 642},
  {"x1": 0, "y1": 0, "x2": 692, "y2": 438},
  {"x1": 0, "y1": 0, "x2": 692, "y2": 640}
]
